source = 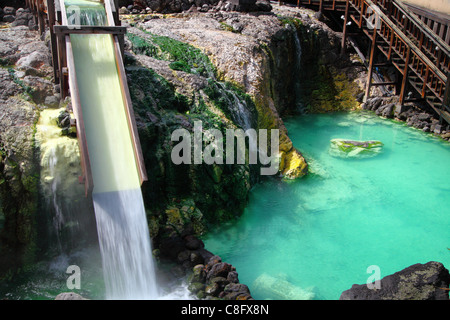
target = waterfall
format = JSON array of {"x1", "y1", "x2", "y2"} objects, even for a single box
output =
[
  {"x1": 292, "y1": 26, "x2": 306, "y2": 114},
  {"x1": 48, "y1": 147, "x2": 64, "y2": 252},
  {"x1": 65, "y1": 0, "x2": 159, "y2": 299},
  {"x1": 35, "y1": 108, "x2": 87, "y2": 253},
  {"x1": 216, "y1": 82, "x2": 253, "y2": 131},
  {"x1": 92, "y1": 190, "x2": 158, "y2": 299}
]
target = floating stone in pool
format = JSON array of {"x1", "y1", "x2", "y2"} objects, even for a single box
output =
[{"x1": 330, "y1": 139, "x2": 383, "y2": 158}]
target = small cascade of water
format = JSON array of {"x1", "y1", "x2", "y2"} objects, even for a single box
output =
[
  {"x1": 92, "y1": 190, "x2": 158, "y2": 299},
  {"x1": 47, "y1": 147, "x2": 64, "y2": 252},
  {"x1": 216, "y1": 82, "x2": 253, "y2": 131},
  {"x1": 35, "y1": 108, "x2": 86, "y2": 254},
  {"x1": 292, "y1": 26, "x2": 306, "y2": 114},
  {"x1": 65, "y1": 0, "x2": 107, "y2": 26}
]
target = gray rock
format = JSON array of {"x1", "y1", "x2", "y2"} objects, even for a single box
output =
[
  {"x1": 0, "y1": 68, "x2": 22, "y2": 100},
  {"x1": 22, "y1": 76, "x2": 54, "y2": 104},
  {"x1": 16, "y1": 51, "x2": 49, "y2": 69},
  {"x1": 205, "y1": 282, "x2": 220, "y2": 296},
  {"x1": 11, "y1": 11, "x2": 34, "y2": 27},
  {"x1": 222, "y1": 282, "x2": 252, "y2": 299},
  {"x1": 3, "y1": 7, "x2": 16, "y2": 15},
  {"x1": 381, "y1": 103, "x2": 394, "y2": 118},
  {"x1": 433, "y1": 124, "x2": 443, "y2": 134},
  {"x1": 417, "y1": 112, "x2": 431, "y2": 122},
  {"x1": 55, "y1": 292, "x2": 88, "y2": 300},
  {"x1": 44, "y1": 95, "x2": 60, "y2": 108},
  {"x1": 206, "y1": 262, "x2": 232, "y2": 282},
  {"x1": 3, "y1": 15, "x2": 15, "y2": 23},
  {"x1": 340, "y1": 261, "x2": 450, "y2": 300},
  {"x1": 119, "y1": 6, "x2": 130, "y2": 14}
]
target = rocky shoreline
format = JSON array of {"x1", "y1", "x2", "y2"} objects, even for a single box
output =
[
  {"x1": 1, "y1": 2, "x2": 449, "y2": 300},
  {"x1": 362, "y1": 95, "x2": 450, "y2": 140}
]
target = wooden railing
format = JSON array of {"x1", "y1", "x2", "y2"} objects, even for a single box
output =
[
  {"x1": 405, "y1": 3, "x2": 450, "y2": 45},
  {"x1": 374, "y1": 0, "x2": 450, "y2": 77},
  {"x1": 347, "y1": 0, "x2": 449, "y2": 120},
  {"x1": 292, "y1": 0, "x2": 347, "y2": 11},
  {"x1": 285, "y1": 0, "x2": 450, "y2": 123}
]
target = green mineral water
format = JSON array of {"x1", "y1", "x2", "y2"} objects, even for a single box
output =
[{"x1": 203, "y1": 111, "x2": 450, "y2": 300}]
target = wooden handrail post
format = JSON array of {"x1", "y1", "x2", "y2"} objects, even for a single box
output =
[
  {"x1": 387, "y1": 29, "x2": 394, "y2": 60},
  {"x1": 364, "y1": 26, "x2": 378, "y2": 102},
  {"x1": 47, "y1": 0, "x2": 59, "y2": 83},
  {"x1": 421, "y1": 65, "x2": 430, "y2": 98},
  {"x1": 341, "y1": 0, "x2": 350, "y2": 55},
  {"x1": 399, "y1": 45, "x2": 411, "y2": 105},
  {"x1": 358, "y1": 0, "x2": 364, "y2": 28},
  {"x1": 444, "y1": 71, "x2": 450, "y2": 108}
]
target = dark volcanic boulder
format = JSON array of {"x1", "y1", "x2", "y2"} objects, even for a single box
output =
[{"x1": 340, "y1": 261, "x2": 450, "y2": 300}]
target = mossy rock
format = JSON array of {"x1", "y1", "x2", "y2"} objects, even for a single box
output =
[{"x1": 330, "y1": 139, "x2": 384, "y2": 158}]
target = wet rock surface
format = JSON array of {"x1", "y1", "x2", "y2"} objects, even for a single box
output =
[
  {"x1": 362, "y1": 96, "x2": 450, "y2": 140},
  {"x1": 0, "y1": 22, "x2": 69, "y2": 279},
  {"x1": 340, "y1": 261, "x2": 450, "y2": 300}
]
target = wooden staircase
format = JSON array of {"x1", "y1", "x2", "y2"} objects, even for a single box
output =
[{"x1": 279, "y1": 0, "x2": 450, "y2": 124}]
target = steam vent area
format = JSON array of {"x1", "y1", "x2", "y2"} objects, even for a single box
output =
[{"x1": 0, "y1": 0, "x2": 449, "y2": 306}]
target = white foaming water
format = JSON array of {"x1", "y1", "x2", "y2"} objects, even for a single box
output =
[
  {"x1": 292, "y1": 26, "x2": 306, "y2": 114},
  {"x1": 92, "y1": 189, "x2": 159, "y2": 300}
]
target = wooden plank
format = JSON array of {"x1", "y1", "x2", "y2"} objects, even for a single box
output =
[
  {"x1": 444, "y1": 72, "x2": 450, "y2": 108},
  {"x1": 371, "y1": 81, "x2": 397, "y2": 86},
  {"x1": 58, "y1": 0, "x2": 94, "y2": 195},
  {"x1": 113, "y1": 35, "x2": 148, "y2": 184},
  {"x1": 54, "y1": 25, "x2": 127, "y2": 35},
  {"x1": 364, "y1": 27, "x2": 378, "y2": 101},
  {"x1": 47, "y1": 0, "x2": 59, "y2": 82},
  {"x1": 104, "y1": 0, "x2": 148, "y2": 184},
  {"x1": 421, "y1": 65, "x2": 430, "y2": 98},
  {"x1": 341, "y1": 0, "x2": 350, "y2": 55},
  {"x1": 65, "y1": 36, "x2": 94, "y2": 196},
  {"x1": 399, "y1": 45, "x2": 411, "y2": 105}
]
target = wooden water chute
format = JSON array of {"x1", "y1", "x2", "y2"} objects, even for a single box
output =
[
  {"x1": 55, "y1": 0, "x2": 147, "y2": 196},
  {"x1": 26, "y1": 0, "x2": 147, "y2": 196}
]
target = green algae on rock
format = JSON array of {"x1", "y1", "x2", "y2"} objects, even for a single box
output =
[{"x1": 330, "y1": 139, "x2": 383, "y2": 158}]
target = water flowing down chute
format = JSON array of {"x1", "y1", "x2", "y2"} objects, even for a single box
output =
[{"x1": 62, "y1": 0, "x2": 158, "y2": 299}]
